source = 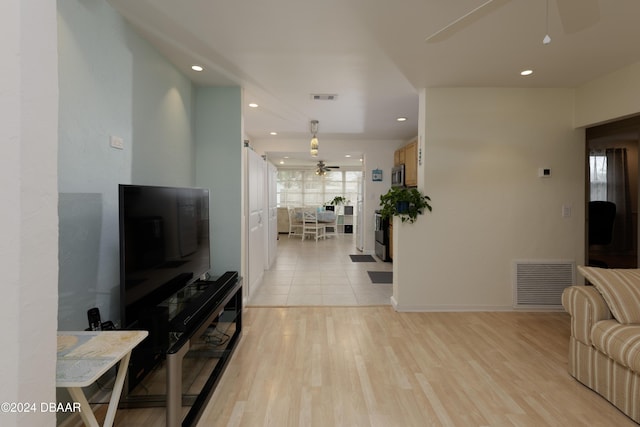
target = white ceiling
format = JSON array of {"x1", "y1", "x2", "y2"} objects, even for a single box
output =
[{"x1": 108, "y1": 0, "x2": 640, "y2": 167}]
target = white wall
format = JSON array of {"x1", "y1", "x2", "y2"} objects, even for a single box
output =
[
  {"x1": 575, "y1": 60, "x2": 640, "y2": 128},
  {"x1": 0, "y1": 0, "x2": 58, "y2": 425},
  {"x1": 250, "y1": 137, "x2": 403, "y2": 253},
  {"x1": 394, "y1": 88, "x2": 585, "y2": 311}
]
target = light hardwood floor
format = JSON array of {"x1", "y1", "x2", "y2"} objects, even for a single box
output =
[
  {"x1": 85, "y1": 308, "x2": 636, "y2": 427},
  {"x1": 73, "y1": 235, "x2": 637, "y2": 426},
  {"x1": 194, "y1": 308, "x2": 636, "y2": 427}
]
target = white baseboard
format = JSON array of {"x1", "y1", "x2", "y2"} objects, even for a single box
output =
[{"x1": 391, "y1": 299, "x2": 520, "y2": 312}]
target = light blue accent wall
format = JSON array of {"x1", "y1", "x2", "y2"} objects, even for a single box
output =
[
  {"x1": 195, "y1": 87, "x2": 243, "y2": 276},
  {"x1": 130, "y1": 57, "x2": 195, "y2": 186},
  {"x1": 57, "y1": 0, "x2": 195, "y2": 329}
]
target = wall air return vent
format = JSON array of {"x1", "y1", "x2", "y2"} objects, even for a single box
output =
[
  {"x1": 513, "y1": 260, "x2": 575, "y2": 309},
  {"x1": 311, "y1": 94, "x2": 338, "y2": 101}
]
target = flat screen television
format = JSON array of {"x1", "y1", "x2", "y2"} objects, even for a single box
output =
[{"x1": 118, "y1": 184, "x2": 210, "y2": 329}]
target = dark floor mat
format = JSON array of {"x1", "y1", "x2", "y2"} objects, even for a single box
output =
[
  {"x1": 350, "y1": 254, "x2": 376, "y2": 262},
  {"x1": 367, "y1": 271, "x2": 392, "y2": 284}
]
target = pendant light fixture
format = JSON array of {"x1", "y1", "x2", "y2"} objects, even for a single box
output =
[{"x1": 310, "y1": 120, "x2": 319, "y2": 157}]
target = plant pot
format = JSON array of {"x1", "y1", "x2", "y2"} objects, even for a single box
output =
[{"x1": 396, "y1": 201, "x2": 410, "y2": 213}]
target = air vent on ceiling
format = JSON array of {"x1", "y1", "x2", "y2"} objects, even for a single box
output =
[{"x1": 311, "y1": 94, "x2": 338, "y2": 101}]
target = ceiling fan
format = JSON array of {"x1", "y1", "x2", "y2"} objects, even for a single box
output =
[
  {"x1": 316, "y1": 160, "x2": 339, "y2": 175},
  {"x1": 425, "y1": 0, "x2": 599, "y2": 43}
]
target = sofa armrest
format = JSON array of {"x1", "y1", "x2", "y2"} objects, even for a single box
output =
[{"x1": 562, "y1": 285, "x2": 612, "y2": 345}]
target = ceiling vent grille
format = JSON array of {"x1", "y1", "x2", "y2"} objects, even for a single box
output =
[
  {"x1": 311, "y1": 94, "x2": 338, "y2": 101},
  {"x1": 513, "y1": 260, "x2": 575, "y2": 309}
]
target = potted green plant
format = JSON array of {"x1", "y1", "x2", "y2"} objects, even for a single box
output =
[
  {"x1": 379, "y1": 187, "x2": 432, "y2": 223},
  {"x1": 327, "y1": 196, "x2": 349, "y2": 206}
]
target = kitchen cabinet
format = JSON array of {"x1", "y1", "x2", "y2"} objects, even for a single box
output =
[
  {"x1": 394, "y1": 138, "x2": 418, "y2": 187},
  {"x1": 404, "y1": 140, "x2": 417, "y2": 187},
  {"x1": 394, "y1": 147, "x2": 405, "y2": 166}
]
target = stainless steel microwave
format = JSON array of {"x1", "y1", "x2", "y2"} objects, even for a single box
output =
[{"x1": 391, "y1": 164, "x2": 405, "y2": 187}]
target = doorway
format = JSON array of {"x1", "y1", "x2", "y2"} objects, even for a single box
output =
[{"x1": 586, "y1": 116, "x2": 640, "y2": 268}]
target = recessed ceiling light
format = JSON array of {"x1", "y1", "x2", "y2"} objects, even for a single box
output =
[
  {"x1": 279, "y1": 160, "x2": 284, "y2": 165},
  {"x1": 191, "y1": 65, "x2": 204, "y2": 72},
  {"x1": 520, "y1": 69, "x2": 533, "y2": 76},
  {"x1": 397, "y1": 117, "x2": 407, "y2": 122},
  {"x1": 359, "y1": 158, "x2": 363, "y2": 162},
  {"x1": 345, "y1": 154, "x2": 351, "y2": 158},
  {"x1": 270, "y1": 132, "x2": 278, "y2": 136},
  {"x1": 283, "y1": 156, "x2": 289, "y2": 159},
  {"x1": 248, "y1": 103, "x2": 259, "y2": 108}
]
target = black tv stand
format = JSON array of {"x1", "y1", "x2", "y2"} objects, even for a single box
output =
[
  {"x1": 168, "y1": 271, "x2": 238, "y2": 332},
  {"x1": 121, "y1": 271, "x2": 242, "y2": 427},
  {"x1": 166, "y1": 272, "x2": 241, "y2": 427}
]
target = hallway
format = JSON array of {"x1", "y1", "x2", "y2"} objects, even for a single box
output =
[{"x1": 248, "y1": 234, "x2": 393, "y2": 306}]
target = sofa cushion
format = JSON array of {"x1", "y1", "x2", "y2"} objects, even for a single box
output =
[
  {"x1": 591, "y1": 320, "x2": 640, "y2": 373},
  {"x1": 578, "y1": 266, "x2": 640, "y2": 324}
]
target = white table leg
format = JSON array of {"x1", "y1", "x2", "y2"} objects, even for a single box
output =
[
  {"x1": 67, "y1": 351, "x2": 131, "y2": 427},
  {"x1": 67, "y1": 387, "x2": 99, "y2": 427},
  {"x1": 103, "y1": 351, "x2": 132, "y2": 427}
]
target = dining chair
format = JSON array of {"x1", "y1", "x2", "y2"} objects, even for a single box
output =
[
  {"x1": 287, "y1": 206, "x2": 303, "y2": 238},
  {"x1": 301, "y1": 208, "x2": 326, "y2": 241}
]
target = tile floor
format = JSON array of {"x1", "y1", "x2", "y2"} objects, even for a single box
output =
[{"x1": 247, "y1": 233, "x2": 393, "y2": 306}]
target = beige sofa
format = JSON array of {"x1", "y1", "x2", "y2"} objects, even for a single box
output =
[{"x1": 562, "y1": 266, "x2": 640, "y2": 423}]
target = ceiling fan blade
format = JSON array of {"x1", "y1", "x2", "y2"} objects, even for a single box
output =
[
  {"x1": 425, "y1": 0, "x2": 512, "y2": 43},
  {"x1": 556, "y1": 0, "x2": 599, "y2": 34}
]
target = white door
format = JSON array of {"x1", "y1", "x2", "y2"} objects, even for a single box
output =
[
  {"x1": 246, "y1": 148, "x2": 266, "y2": 298},
  {"x1": 267, "y1": 162, "x2": 278, "y2": 268}
]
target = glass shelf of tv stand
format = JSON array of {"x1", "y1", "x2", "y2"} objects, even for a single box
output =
[
  {"x1": 116, "y1": 275, "x2": 242, "y2": 427},
  {"x1": 121, "y1": 322, "x2": 238, "y2": 394},
  {"x1": 160, "y1": 281, "x2": 211, "y2": 339}
]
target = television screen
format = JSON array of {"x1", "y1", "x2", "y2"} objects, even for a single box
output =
[{"x1": 119, "y1": 184, "x2": 210, "y2": 328}]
